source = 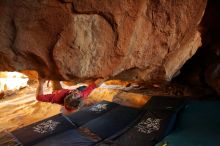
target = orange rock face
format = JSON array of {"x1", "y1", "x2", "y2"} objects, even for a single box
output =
[{"x1": 0, "y1": 0, "x2": 207, "y2": 81}]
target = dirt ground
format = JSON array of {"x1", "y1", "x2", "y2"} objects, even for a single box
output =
[{"x1": 0, "y1": 84, "x2": 61, "y2": 132}]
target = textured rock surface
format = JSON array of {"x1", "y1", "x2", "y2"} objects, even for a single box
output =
[{"x1": 0, "y1": 0, "x2": 207, "y2": 81}]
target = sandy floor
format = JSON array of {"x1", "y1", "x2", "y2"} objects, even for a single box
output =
[{"x1": 0, "y1": 85, "x2": 61, "y2": 132}]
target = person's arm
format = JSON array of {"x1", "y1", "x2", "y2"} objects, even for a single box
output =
[
  {"x1": 36, "y1": 78, "x2": 71, "y2": 104},
  {"x1": 36, "y1": 78, "x2": 54, "y2": 102},
  {"x1": 52, "y1": 89, "x2": 71, "y2": 104},
  {"x1": 80, "y1": 78, "x2": 106, "y2": 98},
  {"x1": 51, "y1": 80, "x2": 63, "y2": 91},
  {"x1": 81, "y1": 83, "x2": 97, "y2": 98},
  {"x1": 36, "y1": 94, "x2": 53, "y2": 102},
  {"x1": 36, "y1": 78, "x2": 45, "y2": 96}
]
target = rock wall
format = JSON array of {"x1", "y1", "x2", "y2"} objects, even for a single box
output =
[
  {"x1": 173, "y1": 0, "x2": 220, "y2": 95},
  {"x1": 0, "y1": 0, "x2": 207, "y2": 81}
]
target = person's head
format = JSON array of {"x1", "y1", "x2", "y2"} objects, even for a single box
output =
[{"x1": 64, "y1": 92, "x2": 82, "y2": 110}]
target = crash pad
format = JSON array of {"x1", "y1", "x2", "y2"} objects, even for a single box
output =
[
  {"x1": 97, "y1": 96, "x2": 186, "y2": 146},
  {"x1": 33, "y1": 129, "x2": 95, "y2": 146},
  {"x1": 11, "y1": 101, "x2": 118, "y2": 146},
  {"x1": 11, "y1": 114, "x2": 75, "y2": 146},
  {"x1": 66, "y1": 100, "x2": 119, "y2": 126},
  {"x1": 82, "y1": 105, "x2": 142, "y2": 139}
]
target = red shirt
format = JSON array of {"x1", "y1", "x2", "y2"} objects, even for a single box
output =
[
  {"x1": 36, "y1": 84, "x2": 96, "y2": 105},
  {"x1": 36, "y1": 89, "x2": 70, "y2": 105},
  {"x1": 80, "y1": 83, "x2": 96, "y2": 98}
]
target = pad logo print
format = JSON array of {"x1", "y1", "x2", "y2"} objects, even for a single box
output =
[
  {"x1": 135, "y1": 118, "x2": 161, "y2": 134},
  {"x1": 89, "y1": 103, "x2": 108, "y2": 112},
  {"x1": 33, "y1": 120, "x2": 60, "y2": 134}
]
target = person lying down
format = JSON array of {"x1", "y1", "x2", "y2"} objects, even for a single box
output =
[
  {"x1": 36, "y1": 78, "x2": 150, "y2": 114},
  {"x1": 35, "y1": 78, "x2": 105, "y2": 114}
]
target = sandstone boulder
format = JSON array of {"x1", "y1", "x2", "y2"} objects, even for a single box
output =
[{"x1": 0, "y1": 0, "x2": 207, "y2": 81}]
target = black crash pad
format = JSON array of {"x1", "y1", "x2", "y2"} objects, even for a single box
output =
[
  {"x1": 11, "y1": 101, "x2": 118, "y2": 146},
  {"x1": 33, "y1": 129, "x2": 95, "y2": 146},
  {"x1": 11, "y1": 114, "x2": 76, "y2": 146},
  {"x1": 82, "y1": 105, "x2": 142, "y2": 139},
  {"x1": 97, "y1": 96, "x2": 186, "y2": 146},
  {"x1": 66, "y1": 100, "x2": 119, "y2": 127}
]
